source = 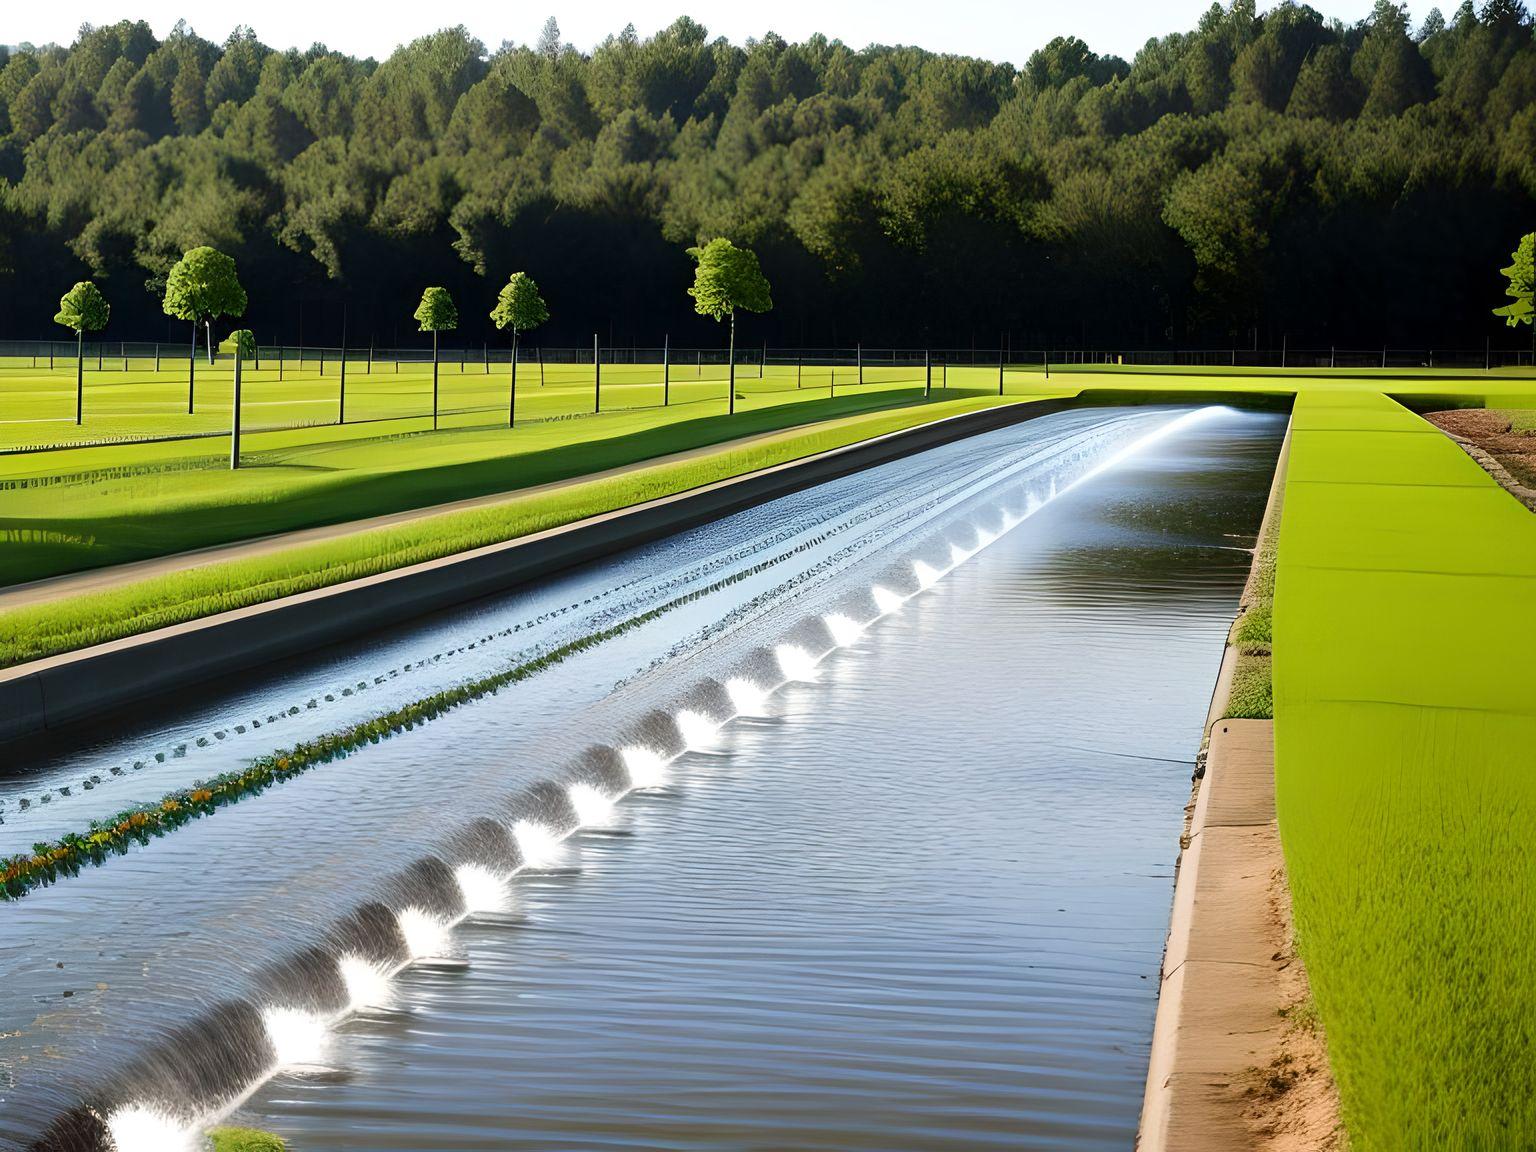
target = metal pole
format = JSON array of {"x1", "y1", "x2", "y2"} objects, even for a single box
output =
[
  {"x1": 728, "y1": 314, "x2": 736, "y2": 415},
  {"x1": 594, "y1": 333, "x2": 601, "y2": 413},
  {"x1": 797, "y1": 353, "x2": 802, "y2": 389},
  {"x1": 761, "y1": 342, "x2": 766, "y2": 380},
  {"x1": 484, "y1": 342, "x2": 489, "y2": 375},
  {"x1": 368, "y1": 340, "x2": 373, "y2": 374},
  {"x1": 339, "y1": 311, "x2": 348, "y2": 425},
  {"x1": 1044, "y1": 349, "x2": 1049, "y2": 380},
  {"x1": 155, "y1": 343, "x2": 160, "y2": 372},
  {"x1": 1382, "y1": 346, "x2": 1387, "y2": 369},
  {"x1": 75, "y1": 330, "x2": 84, "y2": 424},
  {"x1": 432, "y1": 330, "x2": 439, "y2": 430},
  {"x1": 188, "y1": 320, "x2": 196, "y2": 413},
  {"x1": 230, "y1": 346, "x2": 243, "y2": 470},
  {"x1": 1281, "y1": 333, "x2": 1287, "y2": 369},
  {"x1": 998, "y1": 343, "x2": 1005, "y2": 396},
  {"x1": 857, "y1": 342, "x2": 863, "y2": 386},
  {"x1": 924, "y1": 348, "x2": 931, "y2": 398},
  {"x1": 539, "y1": 344, "x2": 545, "y2": 387},
  {"x1": 663, "y1": 334, "x2": 670, "y2": 406}
]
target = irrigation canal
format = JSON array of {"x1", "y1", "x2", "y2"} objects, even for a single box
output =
[{"x1": 0, "y1": 405, "x2": 1284, "y2": 1151}]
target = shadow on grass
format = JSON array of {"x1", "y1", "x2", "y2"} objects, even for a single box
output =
[{"x1": 2, "y1": 386, "x2": 985, "y2": 586}]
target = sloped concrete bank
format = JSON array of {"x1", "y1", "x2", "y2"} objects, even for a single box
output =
[
  {"x1": 0, "y1": 399, "x2": 1080, "y2": 745},
  {"x1": 1138, "y1": 423, "x2": 1345, "y2": 1151}
]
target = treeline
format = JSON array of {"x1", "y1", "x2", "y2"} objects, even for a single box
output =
[{"x1": 1, "y1": 1, "x2": 1534, "y2": 350}]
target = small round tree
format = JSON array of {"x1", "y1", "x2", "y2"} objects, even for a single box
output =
[
  {"x1": 415, "y1": 287, "x2": 458, "y2": 430},
  {"x1": 54, "y1": 281, "x2": 110, "y2": 425},
  {"x1": 163, "y1": 246, "x2": 247, "y2": 414},
  {"x1": 490, "y1": 272, "x2": 549, "y2": 428},
  {"x1": 687, "y1": 238, "x2": 772, "y2": 415}
]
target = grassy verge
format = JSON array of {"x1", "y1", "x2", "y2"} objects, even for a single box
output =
[
  {"x1": 1273, "y1": 391, "x2": 1536, "y2": 1146},
  {"x1": 1223, "y1": 466, "x2": 1280, "y2": 721},
  {"x1": 0, "y1": 396, "x2": 1009, "y2": 668}
]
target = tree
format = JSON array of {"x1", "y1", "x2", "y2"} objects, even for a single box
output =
[
  {"x1": 227, "y1": 327, "x2": 255, "y2": 469},
  {"x1": 687, "y1": 238, "x2": 772, "y2": 414},
  {"x1": 1493, "y1": 234, "x2": 1534, "y2": 352},
  {"x1": 53, "y1": 281, "x2": 110, "y2": 425},
  {"x1": 163, "y1": 245, "x2": 247, "y2": 414},
  {"x1": 414, "y1": 286, "x2": 457, "y2": 429},
  {"x1": 489, "y1": 271, "x2": 548, "y2": 427}
]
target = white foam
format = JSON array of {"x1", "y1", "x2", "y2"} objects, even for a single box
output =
[
  {"x1": 105, "y1": 1106, "x2": 199, "y2": 1152},
  {"x1": 338, "y1": 955, "x2": 393, "y2": 1011},
  {"x1": 620, "y1": 746, "x2": 668, "y2": 789},
  {"x1": 774, "y1": 644, "x2": 819, "y2": 683},
  {"x1": 567, "y1": 783, "x2": 617, "y2": 829},
  {"x1": 871, "y1": 585, "x2": 905, "y2": 615},
  {"x1": 823, "y1": 613, "x2": 864, "y2": 647},
  {"x1": 454, "y1": 862, "x2": 510, "y2": 915},
  {"x1": 512, "y1": 819, "x2": 564, "y2": 869},
  {"x1": 675, "y1": 709, "x2": 720, "y2": 750},
  {"x1": 396, "y1": 907, "x2": 452, "y2": 960},
  {"x1": 725, "y1": 677, "x2": 770, "y2": 717},
  {"x1": 913, "y1": 560, "x2": 943, "y2": 590},
  {"x1": 262, "y1": 1006, "x2": 329, "y2": 1068}
]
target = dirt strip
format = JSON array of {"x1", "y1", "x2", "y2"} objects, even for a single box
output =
[{"x1": 1138, "y1": 423, "x2": 1345, "y2": 1151}]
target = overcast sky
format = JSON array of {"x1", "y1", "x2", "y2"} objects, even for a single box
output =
[{"x1": 10, "y1": 1, "x2": 1384, "y2": 64}]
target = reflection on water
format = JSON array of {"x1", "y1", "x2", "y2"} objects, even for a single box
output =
[
  {"x1": 231, "y1": 410, "x2": 1281, "y2": 1149},
  {"x1": 0, "y1": 407, "x2": 1283, "y2": 1150}
]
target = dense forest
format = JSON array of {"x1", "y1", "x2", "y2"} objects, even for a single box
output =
[{"x1": 0, "y1": 1, "x2": 1533, "y2": 350}]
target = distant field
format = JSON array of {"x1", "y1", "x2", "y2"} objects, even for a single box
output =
[{"x1": 0, "y1": 356, "x2": 1010, "y2": 451}]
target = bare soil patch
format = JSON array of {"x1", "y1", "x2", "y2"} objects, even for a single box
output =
[{"x1": 1425, "y1": 409, "x2": 1536, "y2": 510}]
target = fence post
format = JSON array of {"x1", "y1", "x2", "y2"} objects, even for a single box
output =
[
  {"x1": 857, "y1": 342, "x2": 863, "y2": 386},
  {"x1": 761, "y1": 342, "x2": 766, "y2": 380},
  {"x1": 484, "y1": 343, "x2": 489, "y2": 375},
  {"x1": 697, "y1": 349, "x2": 702, "y2": 377},
  {"x1": 998, "y1": 347, "x2": 1005, "y2": 396},
  {"x1": 1281, "y1": 334, "x2": 1287, "y2": 369},
  {"x1": 279, "y1": 346, "x2": 284, "y2": 381},
  {"x1": 339, "y1": 346, "x2": 347, "y2": 425},
  {"x1": 155, "y1": 343, "x2": 161, "y2": 372},
  {"x1": 1382, "y1": 346, "x2": 1387, "y2": 369},
  {"x1": 663, "y1": 334, "x2": 670, "y2": 407},
  {"x1": 539, "y1": 344, "x2": 545, "y2": 387},
  {"x1": 1330, "y1": 345, "x2": 1335, "y2": 369},
  {"x1": 797, "y1": 353, "x2": 802, "y2": 389},
  {"x1": 594, "y1": 333, "x2": 601, "y2": 414},
  {"x1": 1043, "y1": 349, "x2": 1049, "y2": 380},
  {"x1": 320, "y1": 346, "x2": 325, "y2": 376},
  {"x1": 925, "y1": 349, "x2": 931, "y2": 398},
  {"x1": 231, "y1": 347, "x2": 243, "y2": 470},
  {"x1": 1486, "y1": 337, "x2": 1491, "y2": 372}
]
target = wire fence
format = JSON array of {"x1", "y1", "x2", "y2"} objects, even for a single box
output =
[{"x1": 3, "y1": 337, "x2": 1532, "y2": 457}]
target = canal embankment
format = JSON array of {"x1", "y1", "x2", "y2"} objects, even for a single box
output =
[{"x1": 1139, "y1": 421, "x2": 1345, "y2": 1151}]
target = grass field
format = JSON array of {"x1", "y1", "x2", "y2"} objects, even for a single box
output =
[
  {"x1": 1273, "y1": 389, "x2": 1536, "y2": 1148},
  {"x1": 0, "y1": 394, "x2": 1023, "y2": 666},
  {"x1": 0, "y1": 356, "x2": 1014, "y2": 450},
  {"x1": 0, "y1": 366, "x2": 1060, "y2": 587}
]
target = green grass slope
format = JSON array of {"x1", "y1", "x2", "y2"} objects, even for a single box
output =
[{"x1": 1273, "y1": 389, "x2": 1536, "y2": 1148}]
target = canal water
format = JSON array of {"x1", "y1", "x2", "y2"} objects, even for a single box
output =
[{"x1": 0, "y1": 406, "x2": 1283, "y2": 1151}]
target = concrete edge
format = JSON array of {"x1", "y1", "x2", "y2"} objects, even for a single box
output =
[
  {"x1": 0, "y1": 398, "x2": 1077, "y2": 745},
  {"x1": 1137, "y1": 416, "x2": 1296, "y2": 1152}
]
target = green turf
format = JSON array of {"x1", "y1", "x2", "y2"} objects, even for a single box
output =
[
  {"x1": 0, "y1": 368, "x2": 1059, "y2": 587},
  {"x1": 0, "y1": 396, "x2": 1015, "y2": 666},
  {"x1": 208, "y1": 1128, "x2": 286, "y2": 1152},
  {"x1": 1272, "y1": 389, "x2": 1536, "y2": 1148}
]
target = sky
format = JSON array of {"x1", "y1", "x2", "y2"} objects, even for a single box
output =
[{"x1": 9, "y1": 0, "x2": 1384, "y2": 64}]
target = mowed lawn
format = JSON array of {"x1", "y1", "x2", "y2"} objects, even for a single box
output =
[
  {"x1": 1273, "y1": 389, "x2": 1536, "y2": 1148},
  {"x1": 0, "y1": 394, "x2": 1024, "y2": 666},
  {"x1": 0, "y1": 356, "x2": 1001, "y2": 450},
  {"x1": 1, "y1": 364, "x2": 1055, "y2": 587}
]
